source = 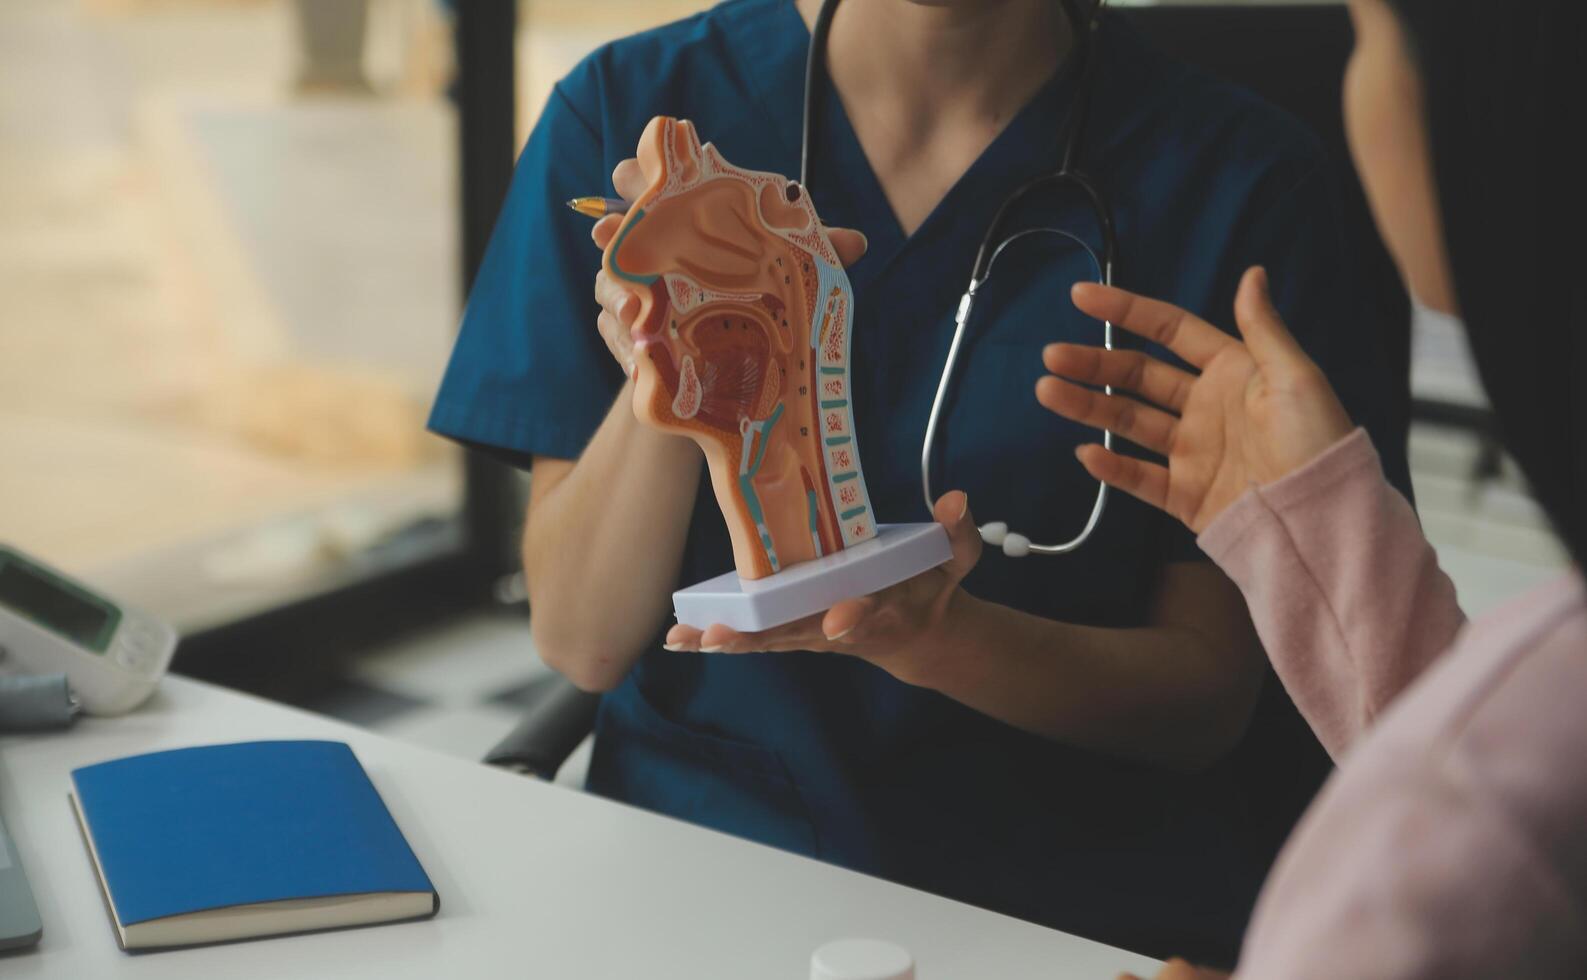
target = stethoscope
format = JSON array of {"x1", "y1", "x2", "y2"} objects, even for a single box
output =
[{"x1": 801, "y1": 0, "x2": 1117, "y2": 558}]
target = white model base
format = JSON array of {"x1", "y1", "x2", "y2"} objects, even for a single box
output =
[{"x1": 673, "y1": 523, "x2": 953, "y2": 632}]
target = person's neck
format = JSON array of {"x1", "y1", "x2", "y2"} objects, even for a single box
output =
[
  {"x1": 797, "y1": 0, "x2": 1073, "y2": 138},
  {"x1": 794, "y1": 0, "x2": 1075, "y2": 235}
]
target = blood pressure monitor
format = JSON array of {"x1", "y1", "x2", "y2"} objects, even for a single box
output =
[{"x1": 0, "y1": 545, "x2": 175, "y2": 715}]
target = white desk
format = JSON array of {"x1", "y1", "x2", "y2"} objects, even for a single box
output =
[{"x1": 0, "y1": 676, "x2": 1160, "y2": 978}]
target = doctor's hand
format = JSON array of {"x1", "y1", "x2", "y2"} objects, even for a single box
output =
[
  {"x1": 590, "y1": 158, "x2": 869, "y2": 377},
  {"x1": 1037, "y1": 267, "x2": 1355, "y2": 535},
  {"x1": 661, "y1": 491, "x2": 983, "y2": 685}
]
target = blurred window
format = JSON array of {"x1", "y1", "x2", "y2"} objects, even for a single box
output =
[{"x1": 0, "y1": 0, "x2": 470, "y2": 631}]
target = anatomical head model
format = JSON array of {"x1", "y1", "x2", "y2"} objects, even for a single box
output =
[{"x1": 604, "y1": 117, "x2": 876, "y2": 580}]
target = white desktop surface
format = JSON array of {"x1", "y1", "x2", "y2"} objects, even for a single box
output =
[{"x1": 0, "y1": 676, "x2": 1161, "y2": 979}]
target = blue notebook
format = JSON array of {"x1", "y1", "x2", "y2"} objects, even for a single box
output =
[{"x1": 70, "y1": 740, "x2": 438, "y2": 950}]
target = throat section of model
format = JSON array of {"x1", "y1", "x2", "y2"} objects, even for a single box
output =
[{"x1": 605, "y1": 116, "x2": 877, "y2": 580}]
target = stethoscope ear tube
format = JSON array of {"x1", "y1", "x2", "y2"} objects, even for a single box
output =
[
  {"x1": 919, "y1": 282, "x2": 984, "y2": 528},
  {"x1": 801, "y1": 0, "x2": 841, "y2": 191}
]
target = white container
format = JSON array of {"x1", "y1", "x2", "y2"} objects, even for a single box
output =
[{"x1": 810, "y1": 938, "x2": 916, "y2": 980}]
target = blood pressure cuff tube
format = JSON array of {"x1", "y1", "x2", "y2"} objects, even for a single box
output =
[{"x1": 0, "y1": 673, "x2": 76, "y2": 732}]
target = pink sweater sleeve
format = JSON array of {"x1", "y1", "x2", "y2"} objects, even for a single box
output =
[{"x1": 1197, "y1": 429, "x2": 1466, "y2": 760}]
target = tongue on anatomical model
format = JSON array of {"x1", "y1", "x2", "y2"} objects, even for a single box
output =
[{"x1": 604, "y1": 116, "x2": 877, "y2": 581}]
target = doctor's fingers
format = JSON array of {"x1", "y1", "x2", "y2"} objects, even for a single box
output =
[
  {"x1": 590, "y1": 213, "x2": 623, "y2": 250},
  {"x1": 706, "y1": 619, "x2": 827, "y2": 654},
  {"x1": 594, "y1": 270, "x2": 641, "y2": 326},
  {"x1": 1034, "y1": 377, "x2": 1178, "y2": 457},
  {"x1": 1071, "y1": 283, "x2": 1236, "y2": 371},
  {"x1": 612, "y1": 158, "x2": 646, "y2": 201},
  {"x1": 664, "y1": 615, "x2": 825, "y2": 654},
  {"x1": 596, "y1": 310, "x2": 635, "y2": 375},
  {"x1": 1043, "y1": 343, "x2": 1195, "y2": 413},
  {"x1": 930, "y1": 489, "x2": 982, "y2": 582},
  {"x1": 827, "y1": 227, "x2": 868, "y2": 268}
]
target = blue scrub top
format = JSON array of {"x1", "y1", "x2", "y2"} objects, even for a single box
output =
[{"x1": 431, "y1": 0, "x2": 1410, "y2": 963}]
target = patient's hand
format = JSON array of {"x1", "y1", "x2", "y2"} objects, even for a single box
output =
[{"x1": 1038, "y1": 267, "x2": 1354, "y2": 535}]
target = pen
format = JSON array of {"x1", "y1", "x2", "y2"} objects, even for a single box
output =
[{"x1": 567, "y1": 196, "x2": 629, "y2": 219}]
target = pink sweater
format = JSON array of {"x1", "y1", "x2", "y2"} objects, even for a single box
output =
[{"x1": 1196, "y1": 429, "x2": 1587, "y2": 978}]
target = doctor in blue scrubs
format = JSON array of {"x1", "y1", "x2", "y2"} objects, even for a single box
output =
[{"x1": 430, "y1": 0, "x2": 1410, "y2": 965}]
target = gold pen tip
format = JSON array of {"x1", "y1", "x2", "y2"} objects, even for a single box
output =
[{"x1": 567, "y1": 196, "x2": 608, "y2": 218}]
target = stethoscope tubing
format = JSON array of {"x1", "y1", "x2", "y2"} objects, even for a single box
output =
[
  {"x1": 804, "y1": 0, "x2": 1117, "y2": 557},
  {"x1": 922, "y1": 231, "x2": 1115, "y2": 557}
]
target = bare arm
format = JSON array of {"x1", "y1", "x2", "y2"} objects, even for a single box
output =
[
  {"x1": 910, "y1": 563, "x2": 1264, "y2": 771},
  {"x1": 525, "y1": 384, "x2": 701, "y2": 691},
  {"x1": 667, "y1": 492, "x2": 1265, "y2": 772},
  {"x1": 525, "y1": 159, "x2": 704, "y2": 692}
]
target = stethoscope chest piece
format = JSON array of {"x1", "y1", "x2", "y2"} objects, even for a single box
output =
[{"x1": 979, "y1": 522, "x2": 1032, "y2": 558}]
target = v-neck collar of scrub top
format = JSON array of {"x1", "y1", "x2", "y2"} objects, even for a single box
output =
[{"x1": 723, "y1": 0, "x2": 1082, "y2": 287}]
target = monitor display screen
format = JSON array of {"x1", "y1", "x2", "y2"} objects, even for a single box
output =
[{"x1": 0, "y1": 555, "x2": 116, "y2": 652}]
